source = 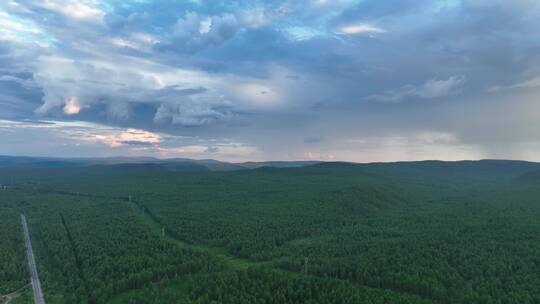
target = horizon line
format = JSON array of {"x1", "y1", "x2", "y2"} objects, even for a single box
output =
[{"x1": 1, "y1": 154, "x2": 538, "y2": 165}]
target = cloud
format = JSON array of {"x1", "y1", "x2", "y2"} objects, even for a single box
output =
[
  {"x1": 347, "y1": 131, "x2": 459, "y2": 146},
  {"x1": 489, "y1": 76, "x2": 540, "y2": 92},
  {"x1": 311, "y1": 0, "x2": 356, "y2": 7},
  {"x1": 157, "y1": 144, "x2": 260, "y2": 161},
  {"x1": 153, "y1": 100, "x2": 232, "y2": 127},
  {"x1": 62, "y1": 96, "x2": 82, "y2": 115},
  {"x1": 368, "y1": 76, "x2": 466, "y2": 103},
  {"x1": 0, "y1": 119, "x2": 261, "y2": 161},
  {"x1": 340, "y1": 131, "x2": 479, "y2": 162},
  {"x1": 7, "y1": 0, "x2": 104, "y2": 22},
  {"x1": 0, "y1": 74, "x2": 39, "y2": 90},
  {"x1": 158, "y1": 12, "x2": 241, "y2": 53},
  {"x1": 32, "y1": 56, "x2": 162, "y2": 115},
  {"x1": 30, "y1": 55, "x2": 231, "y2": 125},
  {"x1": 304, "y1": 136, "x2": 323, "y2": 143},
  {"x1": 0, "y1": 120, "x2": 161, "y2": 149},
  {"x1": 37, "y1": 0, "x2": 104, "y2": 21},
  {"x1": 1, "y1": 0, "x2": 540, "y2": 161},
  {"x1": 93, "y1": 128, "x2": 161, "y2": 148},
  {"x1": 205, "y1": 146, "x2": 220, "y2": 153},
  {"x1": 239, "y1": 5, "x2": 291, "y2": 28},
  {"x1": 339, "y1": 24, "x2": 386, "y2": 35},
  {"x1": 0, "y1": 13, "x2": 41, "y2": 34},
  {"x1": 106, "y1": 102, "x2": 130, "y2": 121},
  {"x1": 462, "y1": 0, "x2": 539, "y2": 12}
]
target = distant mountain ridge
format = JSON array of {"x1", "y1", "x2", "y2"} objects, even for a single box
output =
[
  {"x1": 0, "y1": 155, "x2": 321, "y2": 172},
  {"x1": 1, "y1": 156, "x2": 539, "y2": 176}
]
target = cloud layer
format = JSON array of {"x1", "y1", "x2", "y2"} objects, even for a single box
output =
[{"x1": 1, "y1": 0, "x2": 540, "y2": 161}]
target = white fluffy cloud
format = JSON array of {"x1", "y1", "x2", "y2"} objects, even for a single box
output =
[
  {"x1": 339, "y1": 24, "x2": 386, "y2": 35},
  {"x1": 92, "y1": 128, "x2": 161, "y2": 148},
  {"x1": 31, "y1": 55, "x2": 237, "y2": 125},
  {"x1": 62, "y1": 96, "x2": 82, "y2": 115},
  {"x1": 33, "y1": 56, "x2": 162, "y2": 115}
]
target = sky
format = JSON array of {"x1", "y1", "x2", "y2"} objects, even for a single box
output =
[{"x1": 1, "y1": 0, "x2": 540, "y2": 162}]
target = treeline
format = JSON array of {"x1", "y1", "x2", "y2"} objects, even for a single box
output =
[
  {"x1": 4, "y1": 190, "x2": 225, "y2": 303},
  {"x1": 0, "y1": 203, "x2": 28, "y2": 294},
  {"x1": 115, "y1": 171, "x2": 408, "y2": 262},
  {"x1": 56, "y1": 166, "x2": 540, "y2": 303},
  {"x1": 274, "y1": 190, "x2": 540, "y2": 303},
  {"x1": 188, "y1": 268, "x2": 432, "y2": 304},
  {"x1": 3, "y1": 163, "x2": 540, "y2": 303}
]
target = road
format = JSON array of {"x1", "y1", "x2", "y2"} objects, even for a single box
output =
[{"x1": 21, "y1": 214, "x2": 45, "y2": 304}]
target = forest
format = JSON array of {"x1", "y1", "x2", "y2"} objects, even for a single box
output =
[{"x1": 1, "y1": 160, "x2": 540, "y2": 303}]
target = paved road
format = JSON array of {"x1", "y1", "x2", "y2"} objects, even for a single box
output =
[{"x1": 21, "y1": 214, "x2": 45, "y2": 304}]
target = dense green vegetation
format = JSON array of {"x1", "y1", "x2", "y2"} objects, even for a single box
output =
[
  {"x1": 188, "y1": 268, "x2": 431, "y2": 304},
  {"x1": 0, "y1": 206, "x2": 27, "y2": 295},
  {"x1": 0, "y1": 190, "x2": 225, "y2": 303},
  {"x1": 1, "y1": 160, "x2": 540, "y2": 303}
]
